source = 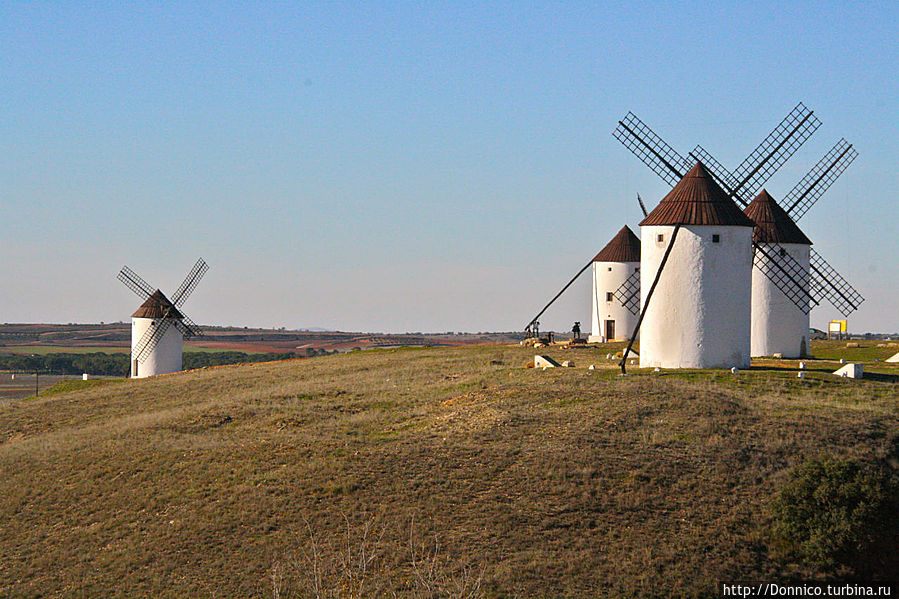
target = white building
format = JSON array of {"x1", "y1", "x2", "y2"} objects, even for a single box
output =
[
  {"x1": 589, "y1": 225, "x2": 641, "y2": 343},
  {"x1": 638, "y1": 162, "x2": 756, "y2": 369},
  {"x1": 744, "y1": 190, "x2": 812, "y2": 358},
  {"x1": 130, "y1": 290, "x2": 184, "y2": 378}
]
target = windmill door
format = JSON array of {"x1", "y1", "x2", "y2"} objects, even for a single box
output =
[{"x1": 605, "y1": 320, "x2": 615, "y2": 341}]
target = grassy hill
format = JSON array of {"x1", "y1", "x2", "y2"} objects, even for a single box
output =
[{"x1": 1, "y1": 343, "x2": 897, "y2": 598}]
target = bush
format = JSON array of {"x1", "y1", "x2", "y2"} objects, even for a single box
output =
[{"x1": 772, "y1": 456, "x2": 899, "y2": 577}]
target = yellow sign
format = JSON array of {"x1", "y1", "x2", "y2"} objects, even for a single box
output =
[{"x1": 829, "y1": 320, "x2": 847, "y2": 333}]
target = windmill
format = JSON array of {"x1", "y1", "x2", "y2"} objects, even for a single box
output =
[
  {"x1": 589, "y1": 226, "x2": 641, "y2": 343},
  {"x1": 523, "y1": 222, "x2": 644, "y2": 340},
  {"x1": 117, "y1": 258, "x2": 209, "y2": 378},
  {"x1": 612, "y1": 103, "x2": 863, "y2": 369},
  {"x1": 636, "y1": 162, "x2": 757, "y2": 369}
]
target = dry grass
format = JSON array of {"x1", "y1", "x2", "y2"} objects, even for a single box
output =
[{"x1": 0, "y1": 343, "x2": 897, "y2": 598}]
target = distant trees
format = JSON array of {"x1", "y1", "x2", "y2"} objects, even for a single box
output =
[
  {"x1": 0, "y1": 353, "x2": 130, "y2": 376},
  {"x1": 0, "y1": 349, "x2": 337, "y2": 377}
]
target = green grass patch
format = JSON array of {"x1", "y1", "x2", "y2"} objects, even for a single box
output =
[{"x1": 37, "y1": 378, "x2": 125, "y2": 397}]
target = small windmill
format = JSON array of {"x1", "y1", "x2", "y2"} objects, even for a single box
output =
[
  {"x1": 523, "y1": 223, "x2": 643, "y2": 339},
  {"x1": 612, "y1": 103, "x2": 863, "y2": 369},
  {"x1": 590, "y1": 226, "x2": 641, "y2": 342},
  {"x1": 117, "y1": 258, "x2": 209, "y2": 378}
]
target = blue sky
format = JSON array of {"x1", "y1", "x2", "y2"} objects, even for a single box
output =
[{"x1": 2, "y1": 1, "x2": 896, "y2": 333}]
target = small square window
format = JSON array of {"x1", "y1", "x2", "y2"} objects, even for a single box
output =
[
  {"x1": 606, "y1": 292, "x2": 614, "y2": 302},
  {"x1": 712, "y1": 234, "x2": 720, "y2": 243},
  {"x1": 607, "y1": 267, "x2": 612, "y2": 272},
  {"x1": 657, "y1": 234, "x2": 664, "y2": 242}
]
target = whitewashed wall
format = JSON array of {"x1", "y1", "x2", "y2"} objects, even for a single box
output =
[
  {"x1": 590, "y1": 261, "x2": 640, "y2": 342},
  {"x1": 751, "y1": 242, "x2": 811, "y2": 358},
  {"x1": 130, "y1": 317, "x2": 183, "y2": 378},
  {"x1": 639, "y1": 224, "x2": 752, "y2": 369}
]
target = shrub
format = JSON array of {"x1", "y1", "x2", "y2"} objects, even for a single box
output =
[{"x1": 772, "y1": 456, "x2": 899, "y2": 577}]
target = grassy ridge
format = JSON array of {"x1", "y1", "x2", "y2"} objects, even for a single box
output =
[{"x1": 1, "y1": 344, "x2": 897, "y2": 597}]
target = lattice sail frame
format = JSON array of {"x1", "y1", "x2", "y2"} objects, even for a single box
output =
[
  {"x1": 809, "y1": 249, "x2": 865, "y2": 316},
  {"x1": 117, "y1": 266, "x2": 155, "y2": 300},
  {"x1": 782, "y1": 138, "x2": 858, "y2": 221},
  {"x1": 725, "y1": 102, "x2": 821, "y2": 200},
  {"x1": 613, "y1": 269, "x2": 641, "y2": 315},
  {"x1": 117, "y1": 258, "x2": 208, "y2": 364},
  {"x1": 613, "y1": 112, "x2": 693, "y2": 188}
]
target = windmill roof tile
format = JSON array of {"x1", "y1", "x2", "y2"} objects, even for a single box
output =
[
  {"x1": 743, "y1": 189, "x2": 813, "y2": 245},
  {"x1": 639, "y1": 162, "x2": 756, "y2": 227},
  {"x1": 593, "y1": 225, "x2": 641, "y2": 262},
  {"x1": 132, "y1": 290, "x2": 184, "y2": 319}
]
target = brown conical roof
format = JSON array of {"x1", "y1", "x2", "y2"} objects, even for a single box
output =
[
  {"x1": 131, "y1": 289, "x2": 184, "y2": 319},
  {"x1": 743, "y1": 189, "x2": 812, "y2": 245},
  {"x1": 639, "y1": 162, "x2": 756, "y2": 227},
  {"x1": 592, "y1": 225, "x2": 641, "y2": 262}
]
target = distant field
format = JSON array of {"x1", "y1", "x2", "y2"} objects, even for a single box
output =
[
  {"x1": 808, "y1": 339, "x2": 899, "y2": 362},
  {"x1": 1, "y1": 341, "x2": 896, "y2": 597}
]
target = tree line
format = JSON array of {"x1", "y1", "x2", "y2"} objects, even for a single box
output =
[{"x1": 0, "y1": 350, "x2": 334, "y2": 377}]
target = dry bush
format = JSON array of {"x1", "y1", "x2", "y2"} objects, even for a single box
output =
[{"x1": 270, "y1": 514, "x2": 484, "y2": 599}]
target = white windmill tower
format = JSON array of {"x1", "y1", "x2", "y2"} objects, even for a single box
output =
[
  {"x1": 117, "y1": 259, "x2": 209, "y2": 378},
  {"x1": 589, "y1": 226, "x2": 641, "y2": 343},
  {"x1": 637, "y1": 162, "x2": 756, "y2": 369},
  {"x1": 744, "y1": 190, "x2": 813, "y2": 358}
]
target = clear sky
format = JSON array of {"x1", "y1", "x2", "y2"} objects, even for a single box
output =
[{"x1": 2, "y1": 1, "x2": 897, "y2": 333}]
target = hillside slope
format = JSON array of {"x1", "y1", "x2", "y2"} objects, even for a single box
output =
[{"x1": 1, "y1": 345, "x2": 897, "y2": 598}]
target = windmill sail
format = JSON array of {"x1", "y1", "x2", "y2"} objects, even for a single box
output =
[
  {"x1": 171, "y1": 258, "x2": 209, "y2": 307},
  {"x1": 782, "y1": 139, "x2": 858, "y2": 221},
  {"x1": 613, "y1": 112, "x2": 692, "y2": 186},
  {"x1": 809, "y1": 249, "x2": 865, "y2": 315},
  {"x1": 613, "y1": 269, "x2": 641, "y2": 315},
  {"x1": 117, "y1": 266, "x2": 155, "y2": 300},
  {"x1": 725, "y1": 102, "x2": 821, "y2": 200}
]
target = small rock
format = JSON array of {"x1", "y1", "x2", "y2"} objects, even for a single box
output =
[
  {"x1": 846, "y1": 342, "x2": 859, "y2": 348},
  {"x1": 840, "y1": 358, "x2": 846, "y2": 364},
  {"x1": 797, "y1": 372, "x2": 805, "y2": 379},
  {"x1": 605, "y1": 354, "x2": 611, "y2": 360},
  {"x1": 654, "y1": 367, "x2": 661, "y2": 372},
  {"x1": 730, "y1": 367, "x2": 739, "y2": 374},
  {"x1": 561, "y1": 360, "x2": 574, "y2": 368},
  {"x1": 799, "y1": 362, "x2": 806, "y2": 369},
  {"x1": 772, "y1": 352, "x2": 783, "y2": 359},
  {"x1": 588, "y1": 364, "x2": 595, "y2": 370}
]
